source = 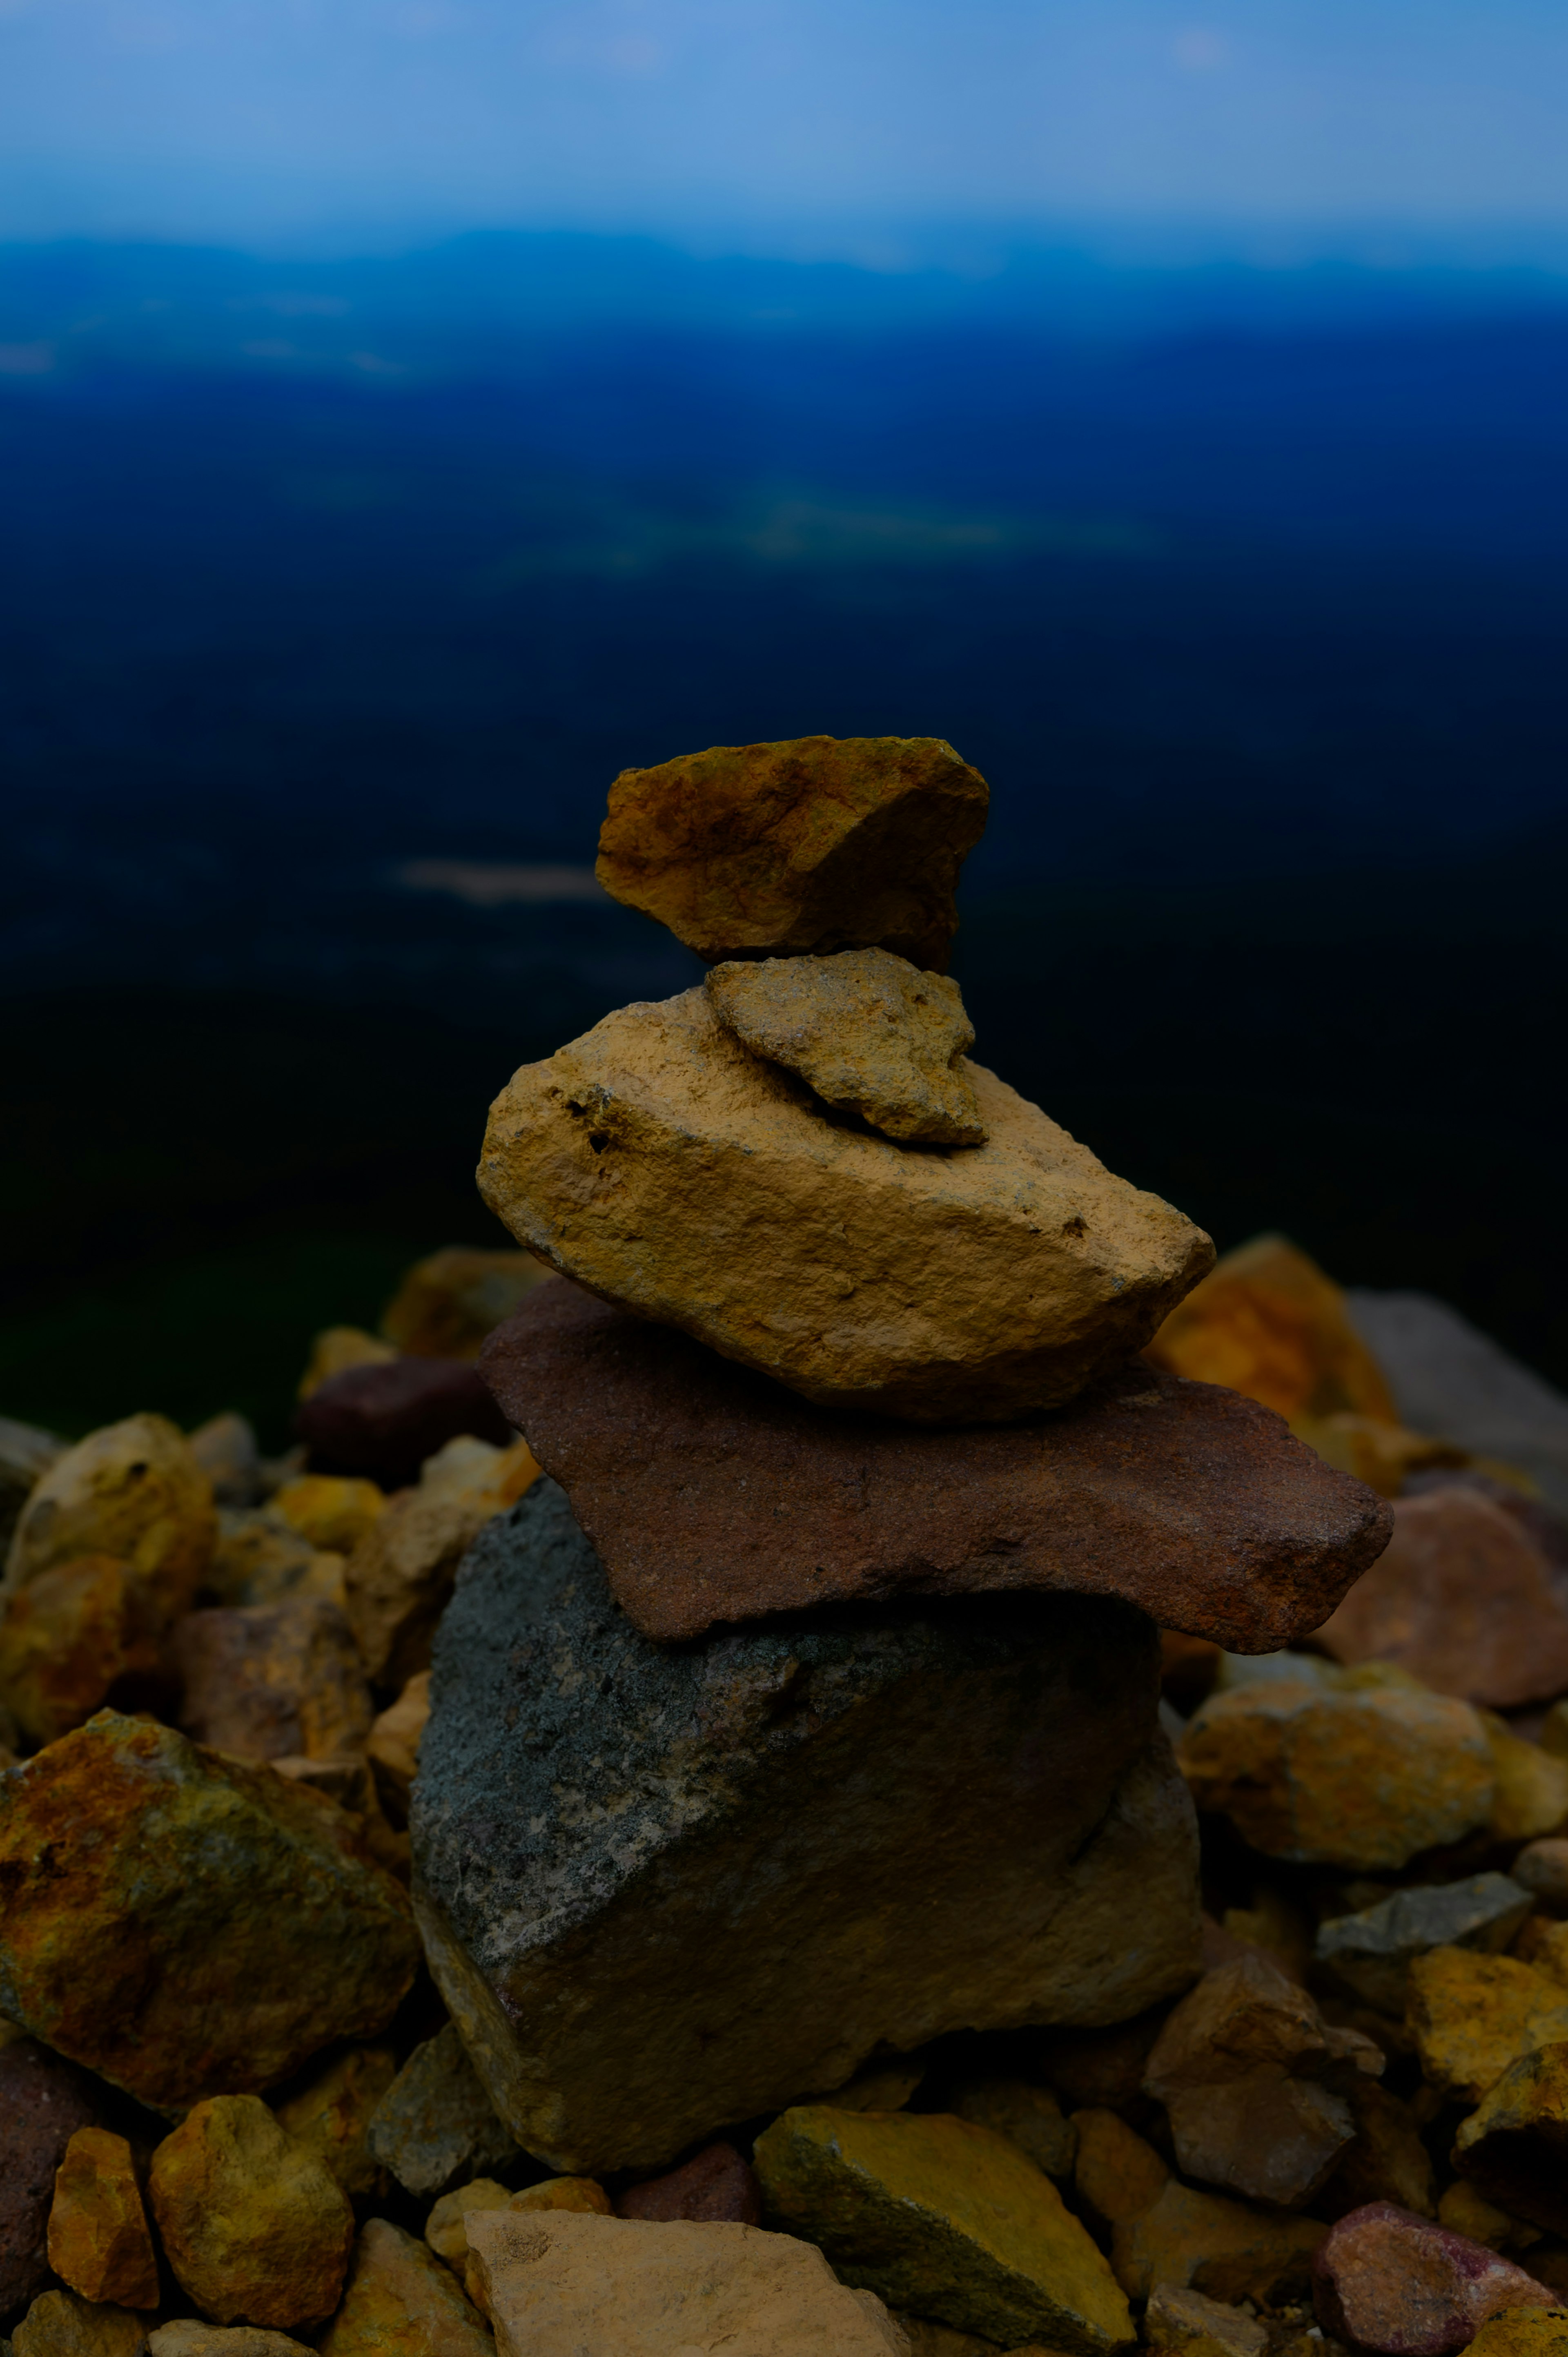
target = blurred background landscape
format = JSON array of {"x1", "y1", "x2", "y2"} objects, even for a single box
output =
[{"x1": 3, "y1": 3, "x2": 1566, "y2": 1444}]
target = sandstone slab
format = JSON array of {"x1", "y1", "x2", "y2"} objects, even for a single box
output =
[
  {"x1": 1147, "y1": 1234, "x2": 1399, "y2": 1425},
  {"x1": 465, "y1": 2205, "x2": 909, "y2": 2355},
  {"x1": 411, "y1": 1479, "x2": 1200, "y2": 2176},
  {"x1": 3, "y1": 1413, "x2": 214, "y2": 1621},
  {"x1": 363, "y1": 2024, "x2": 520, "y2": 2199},
  {"x1": 47, "y1": 2128, "x2": 158, "y2": 2309},
  {"x1": 1453, "y1": 2042, "x2": 1568, "y2": 2233},
  {"x1": 1315, "y1": 1876, "x2": 1535, "y2": 2016},
  {"x1": 0, "y1": 1556, "x2": 162, "y2": 1747},
  {"x1": 0, "y1": 2039, "x2": 102, "y2": 2317},
  {"x1": 478, "y1": 987, "x2": 1214, "y2": 1424},
  {"x1": 594, "y1": 731, "x2": 989, "y2": 969},
  {"x1": 149, "y1": 2095, "x2": 353, "y2": 2329},
  {"x1": 1316, "y1": 1490, "x2": 1568, "y2": 1708},
  {"x1": 315, "y1": 2219, "x2": 494, "y2": 2357},
  {"x1": 345, "y1": 1441, "x2": 540, "y2": 1689},
  {"x1": 617, "y1": 2143, "x2": 760, "y2": 2224},
  {"x1": 1407, "y1": 1951, "x2": 1568, "y2": 2105},
  {"x1": 753, "y1": 2105, "x2": 1131, "y2": 2351},
  {"x1": 174, "y1": 1598, "x2": 373, "y2": 1761},
  {"x1": 381, "y1": 1247, "x2": 550, "y2": 1362},
  {"x1": 706, "y1": 947, "x2": 985, "y2": 1142},
  {"x1": 12, "y1": 2291, "x2": 148, "y2": 2357},
  {"x1": 1312, "y1": 2203, "x2": 1555, "y2": 2356},
  {"x1": 0, "y1": 1711, "x2": 419, "y2": 2110},
  {"x1": 479, "y1": 1281, "x2": 1391, "y2": 1648},
  {"x1": 297, "y1": 1362, "x2": 512, "y2": 1492}
]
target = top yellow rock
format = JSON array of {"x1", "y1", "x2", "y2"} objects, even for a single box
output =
[
  {"x1": 594, "y1": 734, "x2": 989, "y2": 970},
  {"x1": 1145, "y1": 1234, "x2": 1398, "y2": 1426}
]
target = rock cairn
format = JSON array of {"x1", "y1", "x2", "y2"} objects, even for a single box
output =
[{"x1": 5, "y1": 740, "x2": 1568, "y2": 2354}]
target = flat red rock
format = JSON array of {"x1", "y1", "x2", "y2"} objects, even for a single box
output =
[{"x1": 479, "y1": 1281, "x2": 1392, "y2": 1648}]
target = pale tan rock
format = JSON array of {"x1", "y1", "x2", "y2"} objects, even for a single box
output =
[
  {"x1": 148, "y1": 2094, "x2": 355, "y2": 2328},
  {"x1": 174, "y1": 1598, "x2": 373, "y2": 1761},
  {"x1": 345, "y1": 1444, "x2": 539, "y2": 1686},
  {"x1": 706, "y1": 948, "x2": 985, "y2": 1143},
  {"x1": 479, "y1": 988, "x2": 1214, "y2": 1423},
  {"x1": 424, "y1": 2181, "x2": 512, "y2": 2269},
  {"x1": 272, "y1": 2046, "x2": 399, "y2": 2200},
  {"x1": 13, "y1": 2289, "x2": 149, "y2": 2357},
  {"x1": 3, "y1": 1414, "x2": 214, "y2": 1621},
  {"x1": 595, "y1": 731, "x2": 989, "y2": 970},
  {"x1": 298, "y1": 1329, "x2": 397, "y2": 1401},
  {"x1": 465, "y1": 2207, "x2": 912, "y2": 2356},
  {"x1": 315, "y1": 2218, "x2": 494, "y2": 2357}
]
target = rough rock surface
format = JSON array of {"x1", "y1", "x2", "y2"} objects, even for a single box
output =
[
  {"x1": 366, "y1": 1673, "x2": 429, "y2": 1820},
  {"x1": 1312, "y1": 2203, "x2": 1555, "y2": 2356},
  {"x1": 0, "y1": 1556, "x2": 162, "y2": 1746},
  {"x1": 381, "y1": 1246, "x2": 552, "y2": 1361},
  {"x1": 1071, "y1": 2109, "x2": 1325, "y2": 2304},
  {"x1": 206, "y1": 1512, "x2": 324, "y2": 1609},
  {"x1": 0, "y1": 2038, "x2": 102, "y2": 2316},
  {"x1": 593, "y1": 732, "x2": 990, "y2": 970},
  {"x1": 47, "y1": 2127, "x2": 159, "y2": 2308},
  {"x1": 344, "y1": 1440, "x2": 540, "y2": 1689},
  {"x1": 617, "y1": 2143, "x2": 761, "y2": 2225},
  {"x1": 1178, "y1": 1679, "x2": 1496, "y2": 1868},
  {"x1": 149, "y1": 2095, "x2": 355, "y2": 2328},
  {"x1": 1147, "y1": 1234, "x2": 1399, "y2": 1425},
  {"x1": 363, "y1": 2024, "x2": 521, "y2": 2198},
  {"x1": 315, "y1": 2219, "x2": 495, "y2": 2357},
  {"x1": 705, "y1": 948, "x2": 986, "y2": 1143},
  {"x1": 477, "y1": 988, "x2": 1214, "y2": 1424},
  {"x1": 411, "y1": 1480, "x2": 1200, "y2": 2174},
  {"x1": 3, "y1": 1413, "x2": 215, "y2": 1620},
  {"x1": 1314, "y1": 1876, "x2": 1534, "y2": 2015},
  {"x1": 272, "y1": 2047, "x2": 399, "y2": 2201},
  {"x1": 1316, "y1": 1490, "x2": 1568, "y2": 1708},
  {"x1": 12, "y1": 2290, "x2": 149, "y2": 2357},
  {"x1": 1452, "y1": 2042, "x2": 1568, "y2": 2231},
  {"x1": 0, "y1": 1711, "x2": 419, "y2": 2109},
  {"x1": 1469, "y1": 2321, "x2": 1568, "y2": 2357},
  {"x1": 1407, "y1": 1951, "x2": 1568, "y2": 2104},
  {"x1": 296, "y1": 1361, "x2": 512, "y2": 1492},
  {"x1": 465, "y1": 2205, "x2": 909, "y2": 2356},
  {"x1": 173, "y1": 1598, "x2": 373, "y2": 1760},
  {"x1": 752, "y1": 2105, "x2": 1131, "y2": 2351},
  {"x1": 479, "y1": 1282, "x2": 1391, "y2": 1648}
]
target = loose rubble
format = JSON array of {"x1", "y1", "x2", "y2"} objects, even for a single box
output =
[{"x1": 7, "y1": 736, "x2": 1568, "y2": 2357}]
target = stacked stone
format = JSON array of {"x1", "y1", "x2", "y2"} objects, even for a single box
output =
[{"x1": 410, "y1": 732, "x2": 1394, "y2": 2186}]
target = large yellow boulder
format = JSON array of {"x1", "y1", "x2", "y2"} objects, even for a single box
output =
[
  {"x1": 479, "y1": 988, "x2": 1213, "y2": 1423},
  {"x1": 1145, "y1": 1234, "x2": 1397, "y2": 1425},
  {"x1": 149, "y1": 2096, "x2": 354, "y2": 2328},
  {"x1": 3, "y1": 1414, "x2": 214, "y2": 1620}
]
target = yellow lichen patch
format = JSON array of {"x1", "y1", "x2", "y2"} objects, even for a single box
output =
[
  {"x1": 1144, "y1": 1233, "x2": 1397, "y2": 1425},
  {"x1": 1468, "y1": 2312, "x2": 1568, "y2": 2357},
  {"x1": 1408, "y1": 1950, "x2": 1568, "y2": 2105},
  {"x1": 316, "y1": 2219, "x2": 494, "y2": 2357}
]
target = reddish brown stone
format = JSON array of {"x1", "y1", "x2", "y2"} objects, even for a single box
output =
[
  {"x1": 1316, "y1": 1488, "x2": 1568, "y2": 1707},
  {"x1": 615, "y1": 2142, "x2": 762, "y2": 2225},
  {"x1": 1312, "y1": 2203, "x2": 1556, "y2": 2355},
  {"x1": 296, "y1": 1360, "x2": 511, "y2": 1492},
  {"x1": 0, "y1": 2039, "x2": 102, "y2": 2317},
  {"x1": 478, "y1": 1281, "x2": 1393, "y2": 1648}
]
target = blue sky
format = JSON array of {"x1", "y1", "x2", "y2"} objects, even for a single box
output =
[{"x1": 3, "y1": 0, "x2": 1568, "y2": 253}]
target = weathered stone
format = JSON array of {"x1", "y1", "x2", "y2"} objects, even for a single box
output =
[
  {"x1": 1485, "y1": 1719, "x2": 1568, "y2": 1842},
  {"x1": 1318, "y1": 2079, "x2": 1437, "y2": 2221},
  {"x1": 0, "y1": 1416, "x2": 67, "y2": 1558},
  {"x1": 366, "y1": 1673, "x2": 429, "y2": 1822},
  {"x1": 47, "y1": 2129, "x2": 158, "y2": 2309},
  {"x1": 1315, "y1": 1876, "x2": 1535, "y2": 2016},
  {"x1": 345, "y1": 1442, "x2": 541, "y2": 1689},
  {"x1": 1469, "y1": 2314, "x2": 1568, "y2": 2357},
  {"x1": 478, "y1": 989, "x2": 1215, "y2": 1426},
  {"x1": 0, "y1": 2040, "x2": 102, "y2": 2316},
  {"x1": 149, "y1": 2095, "x2": 354, "y2": 2328},
  {"x1": 364, "y1": 2024, "x2": 520, "y2": 2199},
  {"x1": 480, "y1": 1282, "x2": 1391, "y2": 1648},
  {"x1": 0, "y1": 1712, "x2": 419, "y2": 2109},
  {"x1": 1437, "y1": 2183, "x2": 1540, "y2": 2255},
  {"x1": 270, "y1": 1477, "x2": 384, "y2": 1556},
  {"x1": 1407, "y1": 1951, "x2": 1568, "y2": 2105},
  {"x1": 617, "y1": 2143, "x2": 760, "y2": 2224},
  {"x1": 298, "y1": 1329, "x2": 398, "y2": 1401},
  {"x1": 206, "y1": 1512, "x2": 323, "y2": 1608},
  {"x1": 1513, "y1": 1842, "x2": 1568, "y2": 1913},
  {"x1": 507, "y1": 2179, "x2": 611, "y2": 2217},
  {"x1": 947, "y1": 2080, "x2": 1076, "y2": 2179},
  {"x1": 1316, "y1": 1491, "x2": 1568, "y2": 1708},
  {"x1": 3, "y1": 1414, "x2": 214, "y2": 1623},
  {"x1": 272, "y1": 2047, "x2": 399, "y2": 2201},
  {"x1": 594, "y1": 731, "x2": 990, "y2": 970},
  {"x1": 315, "y1": 2219, "x2": 493, "y2": 2357},
  {"x1": 381, "y1": 1249, "x2": 550, "y2": 1363},
  {"x1": 12, "y1": 2291, "x2": 147, "y2": 2357},
  {"x1": 1160, "y1": 2075, "x2": 1355, "y2": 2209},
  {"x1": 466, "y1": 2205, "x2": 909, "y2": 2355},
  {"x1": 1144, "y1": 2284, "x2": 1267, "y2": 2357},
  {"x1": 1147, "y1": 1234, "x2": 1399, "y2": 1424},
  {"x1": 411, "y1": 1480, "x2": 1200, "y2": 2175},
  {"x1": 706, "y1": 948, "x2": 986, "y2": 1143},
  {"x1": 1312, "y1": 2203, "x2": 1556, "y2": 2355},
  {"x1": 1453, "y1": 2042, "x2": 1568, "y2": 2233},
  {"x1": 752, "y1": 2105, "x2": 1131, "y2": 2350},
  {"x1": 297, "y1": 1362, "x2": 512, "y2": 1493},
  {"x1": 187, "y1": 1413, "x2": 265, "y2": 1509},
  {"x1": 0, "y1": 1556, "x2": 162, "y2": 1747},
  {"x1": 148, "y1": 2328, "x2": 313, "y2": 2357},
  {"x1": 173, "y1": 1598, "x2": 372, "y2": 1762},
  {"x1": 1069, "y1": 2107, "x2": 1323, "y2": 2303},
  {"x1": 1178, "y1": 1679, "x2": 1496, "y2": 1868}
]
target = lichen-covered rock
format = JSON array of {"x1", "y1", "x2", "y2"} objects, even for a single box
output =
[
  {"x1": 173, "y1": 1599, "x2": 373, "y2": 1762},
  {"x1": 11, "y1": 2290, "x2": 148, "y2": 2357},
  {"x1": 381, "y1": 1248, "x2": 550, "y2": 1362},
  {"x1": 1312, "y1": 2203, "x2": 1555, "y2": 2356},
  {"x1": 0, "y1": 1712, "x2": 419, "y2": 2109},
  {"x1": 412, "y1": 1481, "x2": 1200, "y2": 2175},
  {"x1": 315, "y1": 2219, "x2": 494, "y2": 2357},
  {"x1": 1453, "y1": 2042, "x2": 1568, "y2": 2233},
  {"x1": 752, "y1": 2105, "x2": 1131, "y2": 2351},
  {"x1": 1315, "y1": 1875, "x2": 1535, "y2": 2015},
  {"x1": 345, "y1": 1441, "x2": 540, "y2": 1688},
  {"x1": 465, "y1": 2206, "x2": 909, "y2": 2356},
  {"x1": 594, "y1": 731, "x2": 990, "y2": 969},
  {"x1": 706, "y1": 948, "x2": 986, "y2": 1142},
  {"x1": 3, "y1": 1414, "x2": 214, "y2": 1621},
  {"x1": 271, "y1": 2047, "x2": 399, "y2": 2201},
  {"x1": 1469, "y1": 2314, "x2": 1568, "y2": 2357},
  {"x1": 0, "y1": 2040, "x2": 102, "y2": 2316},
  {"x1": 47, "y1": 2128, "x2": 158, "y2": 2309},
  {"x1": 478, "y1": 988, "x2": 1214, "y2": 1424},
  {"x1": 947, "y1": 2080, "x2": 1076, "y2": 2179},
  {"x1": 1147, "y1": 1234, "x2": 1399, "y2": 1425},
  {"x1": 148, "y1": 2095, "x2": 354, "y2": 2328},
  {"x1": 506, "y1": 2179, "x2": 612, "y2": 2219},
  {"x1": 1178, "y1": 1679, "x2": 1496, "y2": 1868},
  {"x1": 1408, "y1": 1951, "x2": 1568, "y2": 2105},
  {"x1": 363, "y1": 2024, "x2": 521, "y2": 2199},
  {"x1": 0, "y1": 1557, "x2": 161, "y2": 1746},
  {"x1": 206, "y1": 1512, "x2": 323, "y2": 1609},
  {"x1": 270, "y1": 1477, "x2": 384, "y2": 1556},
  {"x1": 617, "y1": 2144, "x2": 759, "y2": 2225}
]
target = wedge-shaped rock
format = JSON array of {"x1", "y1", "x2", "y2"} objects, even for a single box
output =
[
  {"x1": 706, "y1": 947, "x2": 985, "y2": 1142},
  {"x1": 595, "y1": 731, "x2": 989, "y2": 970},
  {"x1": 477, "y1": 988, "x2": 1214, "y2": 1423},
  {"x1": 48, "y1": 2127, "x2": 159, "y2": 2309},
  {"x1": 752, "y1": 2105, "x2": 1133, "y2": 2351},
  {"x1": 0, "y1": 1711, "x2": 419, "y2": 2110},
  {"x1": 364, "y1": 2022, "x2": 521, "y2": 2198},
  {"x1": 411, "y1": 1480, "x2": 1200, "y2": 2175},
  {"x1": 479, "y1": 1282, "x2": 1392, "y2": 1646},
  {"x1": 316, "y1": 2219, "x2": 494, "y2": 2357}
]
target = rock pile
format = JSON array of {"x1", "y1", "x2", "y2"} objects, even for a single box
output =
[{"x1": 4, "y1": 737, "x2": 1568, "y2": 2356}]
